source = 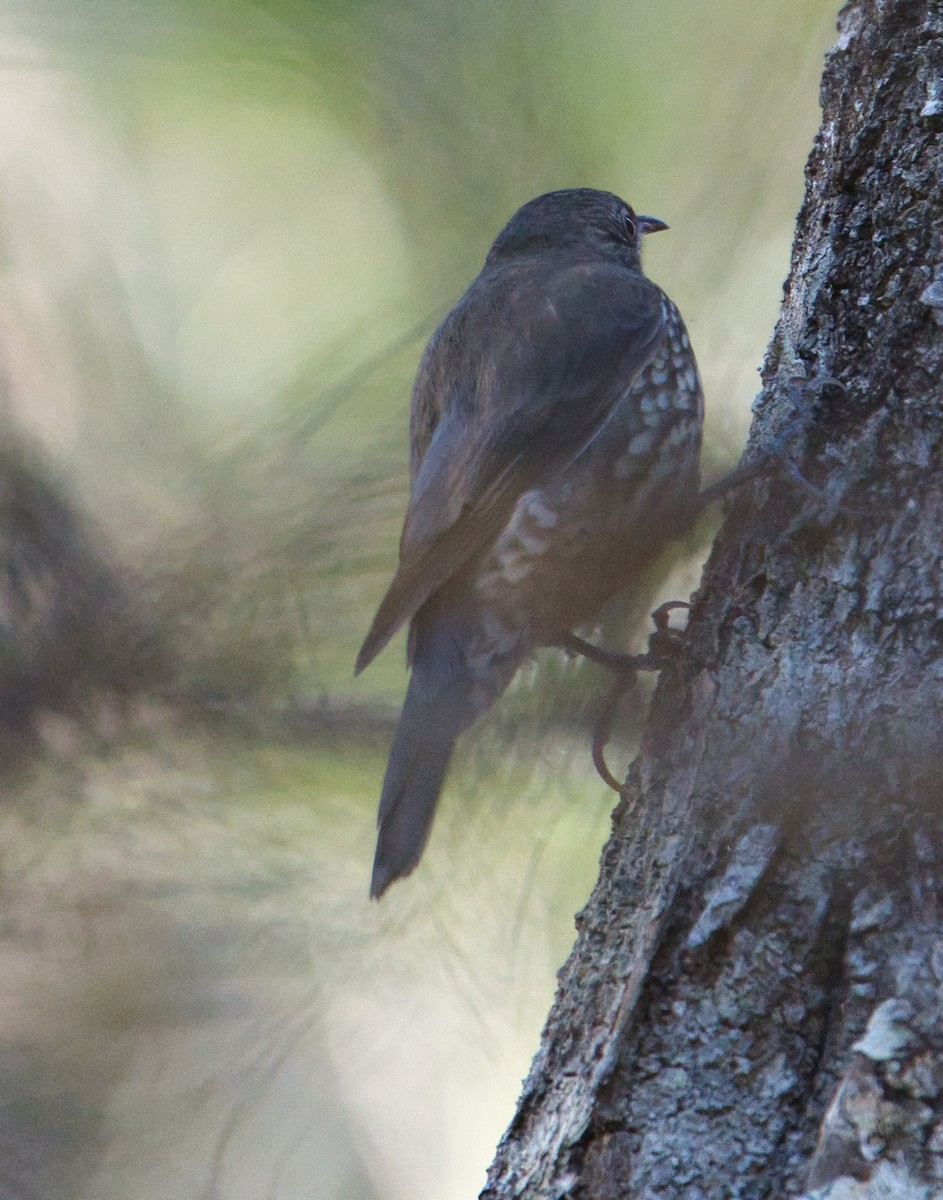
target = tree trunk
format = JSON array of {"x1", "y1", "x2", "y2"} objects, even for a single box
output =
[{"x1": 482, "y1": 2, "x2": 943, "y2": 1196}]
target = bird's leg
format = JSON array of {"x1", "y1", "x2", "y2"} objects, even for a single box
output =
[
  {"x1": 557, "y1": 601, "x2": 689, "y2": 675},
  {"x1": 557, "y1": 632, "x2": 644, "y2": 794},
  {"x1": 698, "y1": 460, "x2": 768, "y2": 506},
  {"x1": 558, "y1": 601, "x2": 691, "y2": 793},
  {"x1": 557, "y1": 631, "x2": 658, "y2": 674},
  {"x1": 699, "y1": 443, "x2": 867, "y2": 520},
  {"x1": 700, "y1": 374, "x2": 868, "y2": 517}
]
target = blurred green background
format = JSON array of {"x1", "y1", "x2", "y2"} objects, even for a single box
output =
[{"x1": 0, "y1": 2, "x2": 835, "y2": 1197}]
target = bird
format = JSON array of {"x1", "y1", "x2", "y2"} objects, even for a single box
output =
[{"x1": 356, "y1": 188, "x2": 703, "y2": 898}]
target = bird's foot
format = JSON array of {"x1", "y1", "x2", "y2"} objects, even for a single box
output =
[
  {"x1": 702, "y1": 448, "x2": 866, "y2": 522},
  {"x1": 557, "y1": 601, "x2": 689, "y2": 677},
  {"x1": 647, "y1": 599, "x2": 689, "y2": 662},
  {"x1": 700, "y1": 374, "x2": 866, "y2": 519},
  {"x1": 559, "y1": 601, "x2": 690, "y2": 792}
]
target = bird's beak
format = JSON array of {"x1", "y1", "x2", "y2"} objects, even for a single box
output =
[{"x1": 637, "y1": 214, "x2": 669, "y2": 236}]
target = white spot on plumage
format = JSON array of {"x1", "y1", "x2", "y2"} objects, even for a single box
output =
[
  {"x1": 522, "y1": 492, "x2": 558, "y2": 529},
  {"x1": 640, "y1": 393, "x2": 659, "y2": 415}
]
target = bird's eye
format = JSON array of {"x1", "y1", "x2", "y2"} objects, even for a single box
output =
[{"x1": 622, "y1": 210, "x2": 637, "y2": 241}]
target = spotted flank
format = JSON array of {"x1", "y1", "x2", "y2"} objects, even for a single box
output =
[{"x1": 479, "y1": 489, "x2": 561, "y2": 589}]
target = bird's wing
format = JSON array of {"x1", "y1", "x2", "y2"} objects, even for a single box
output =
[{"x1": 355, "y1": 263, "x2": 667, "y2": 674}]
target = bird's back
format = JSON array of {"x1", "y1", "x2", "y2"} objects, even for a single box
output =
[{"x1": 464, "y1": 289, "x2": 703, "y2": 648}]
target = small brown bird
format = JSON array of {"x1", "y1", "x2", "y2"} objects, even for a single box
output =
[{"x1": 357, "y1": 188, "x2": 703, "y2": 897}]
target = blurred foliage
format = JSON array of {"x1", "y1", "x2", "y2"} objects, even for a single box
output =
[
  {"x1": 0, "y1": 0, "x2": 835, "y2": 706},
  {"x1": 0, "y1": 712, "x2": 611, "y2": 1199},
  {"x1": 0, "y1": 3, "x2": 838, "y2": 1197}
]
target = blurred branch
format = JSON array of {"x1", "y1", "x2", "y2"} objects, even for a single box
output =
[{"x1": 0, "y1": 440, "x2": 160, "y2": 742}]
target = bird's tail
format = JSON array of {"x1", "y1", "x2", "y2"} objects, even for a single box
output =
[{"x1": 370, "y1": 611, "x2": 513, "y2": 898}]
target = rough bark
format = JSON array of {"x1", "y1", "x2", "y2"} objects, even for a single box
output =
[{"x1": 482, "y1": 2, "x2": 943, "y2": 1197}]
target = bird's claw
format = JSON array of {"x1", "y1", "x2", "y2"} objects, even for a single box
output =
[
  {"x1": 592, "y1": 675, "x2": 631, "y2": 794},
  {"x1": 559, "y1": 600, "x2": 691, "y2": 792}
]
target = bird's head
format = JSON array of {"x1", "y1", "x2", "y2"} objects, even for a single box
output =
[{"x1": 485, "y1": 188, "x2": 668, "y2": 271}]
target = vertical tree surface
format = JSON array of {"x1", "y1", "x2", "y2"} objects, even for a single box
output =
[{"x1": 482, "y1": 1, "x2": 943, "y2": 1196}]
